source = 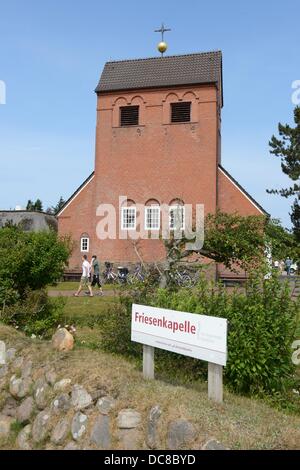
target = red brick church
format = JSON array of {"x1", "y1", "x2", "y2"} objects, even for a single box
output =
[{"x1": 57, "y1": 50, "x2": 266, "y2": 273}]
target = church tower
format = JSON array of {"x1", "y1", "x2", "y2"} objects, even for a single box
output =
[{"x1": 57, "y1": 51, "x2": 265, "y2": 271}]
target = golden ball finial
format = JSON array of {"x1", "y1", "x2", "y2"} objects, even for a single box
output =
[{"x1": 157, "y1": 41, "x2": 167, "y2": 54}]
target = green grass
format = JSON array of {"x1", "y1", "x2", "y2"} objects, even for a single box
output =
[
  {"x1": 62, "y1": 295, "x2": 115, "y2": 313},
  {"x1": 48, "y1": 281, "x2": 116, "y2": 291},
  {"x1": 61, "y1": 295, "x2": 116, "y2": 323},
  {"x1": 59, "y1": 293, "x2": 117, "y2": 348}
]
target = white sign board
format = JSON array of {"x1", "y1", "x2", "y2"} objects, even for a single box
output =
[{"x1": 131, "y1": 304, "x2": 227, "y2": 366}]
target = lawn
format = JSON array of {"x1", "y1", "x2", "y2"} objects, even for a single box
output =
[
  {"x1": 57, "y1": 289, "x2": 117, "y2": 349},
  {"x1": 48, "y1": 281, "x2": 116, "y2": 291}
]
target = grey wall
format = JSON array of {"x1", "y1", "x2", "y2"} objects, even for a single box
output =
[{"x1": 0, "y1": 211, "x2": 57, "y2": 232}]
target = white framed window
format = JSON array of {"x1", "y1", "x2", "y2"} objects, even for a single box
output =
[
  {"x1": 80, "y1": 237, "x2": 89, "y2": 252},
  {"x1": 145, "y1": 206, "x2": 160, "y2": 230},
  {"x1": 169, "y1": 205, "x2": 185, "y2": 230},
  {"x1": 121, "y1": 207, "x2": 136, "y2": 230}
]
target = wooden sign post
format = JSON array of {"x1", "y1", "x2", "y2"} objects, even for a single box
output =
[
  {"x1": 208, "y1": 362, "x2": 223, "y2": 403},
  {"x1": 143, "y1": 344, "x2": 155, "y2": 379},
  {"x1": 133, "y1": 304, "x2": 227, "y2": 404},
  {"x1": 142, "y1": 346, "x2": 223, "y2": 403}
]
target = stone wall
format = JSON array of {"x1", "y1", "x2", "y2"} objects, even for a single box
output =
[
  {"x1": 0, "y1": 211, "x2": 57, "y2": 232},
  {"x1": 0, "y1": 339, "x2": 226, "y2": 451}
]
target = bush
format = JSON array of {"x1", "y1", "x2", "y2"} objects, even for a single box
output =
[
  {"x1": 0, "y1": 226, "x2": 71, "y2": 337},
  {"x1": 0, "y1": 289, "x2": 66, "y2": 337},
  {"x1": 0, "y1": 226, "x2": 72, "y2": 303},
  {"x1": 0, "y1": 279, "x2": 19, "y2": 307},
  {"x1": 99, "y1": 270, "x2": 300, "y2": 395}
]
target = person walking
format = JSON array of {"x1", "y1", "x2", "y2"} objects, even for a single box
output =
[
  {"x1": 74, "y1": 255, "x2": 93, "y2": 297},
  {"x1": 285, "y1": 257, "x2": 292, "y2": 277},
  {"x1": 91, "y1": 255, "x2": 103, "y2": 296}
]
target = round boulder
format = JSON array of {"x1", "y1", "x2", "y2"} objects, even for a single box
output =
[{"x1": 52, "y1": 328, "x2": 74, "y2": 352}]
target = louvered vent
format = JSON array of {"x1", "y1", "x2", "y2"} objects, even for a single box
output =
[
  {"x1": 120, "y1": 106, "x2": 139, "y2": 126},
  {"x1": 171, "y1": 102, "x2": 191, "y2": 123}
]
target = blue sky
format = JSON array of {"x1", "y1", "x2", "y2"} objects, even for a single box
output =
[{"x1": 0, "y1": 0, "x2": 299, "y2": 227}]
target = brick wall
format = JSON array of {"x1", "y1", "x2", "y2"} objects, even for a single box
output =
[{"x1": 58, "y1": 84, "x2": 265, "y2": 272}]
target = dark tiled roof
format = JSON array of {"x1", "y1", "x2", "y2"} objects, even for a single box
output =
[{"x1": 95, "y1": 51, "x2": 222, "y2": 97}]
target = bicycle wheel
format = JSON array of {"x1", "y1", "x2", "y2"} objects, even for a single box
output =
[
  {"x1": 108, "y1": 273, "x2": 117, "y2": 284},
  {"x1": 180, "y1": 274, "x2": 193, "y2": 287},
  {"x1": 137, "y1": 273, "x2": 145, "y2": 283},
  {"x1": 127, "y1": 274, "x2": 136, "y2": 285}
]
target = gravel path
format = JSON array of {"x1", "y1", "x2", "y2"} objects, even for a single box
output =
[{"x1": 48, "y1": 290, "x2": 116, "y2": 297}]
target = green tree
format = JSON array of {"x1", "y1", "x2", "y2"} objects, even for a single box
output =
[
  {"x1": 54, "y1": 196, "x2": 65, "y2": 214},
  {"x1": 164, "y1": 212, "x2": 267, "y2": 270},
  {"x1": 158, "y1": 212, "x2": 268, "y2": 286},
  {"x1": 26, "y1": 198, "x2": 43, "y2": 212},
  {"x1": 34, "y1": 198, "x2": 43, "y2": 212},
  {"x1": 265, "y1": 218, "x2": 299, "y2": 262},
  {"x1": 0, "y1": 226, "x2": 72, "y2": 302},
  {"x1": 26, "y1": 199, "x2": 34, "y2": 211},
  {"x1": 291, "y1": 198, "x2": 300, "y2": 242},
  {"x1": 46, "y1": 196, "x2": 65, "y2": 215},
  {"x1": 268, "y1": 106, "x2": 300, "y2": 241}
]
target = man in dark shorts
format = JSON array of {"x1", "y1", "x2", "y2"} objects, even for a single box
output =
[{"x1": 91, "y1": 255, "x2": 103, "y2": 296}]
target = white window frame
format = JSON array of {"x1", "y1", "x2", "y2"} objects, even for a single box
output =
[
  {"x1": 145, "y1": 206, "x2": 160, "y2": 230},
  {"x1": 80, "y1": 237, "x2": 89, "y2": 252},
  {"x1": 169, "y1": 205, "x2": 185, "y2": 230},
  {"x1": 121, "y1": 207, "x2": 136, "y2": 230}
]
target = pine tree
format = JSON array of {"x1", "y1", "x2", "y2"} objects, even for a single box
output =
[
  {"x1": 54, "y1": 197, "x2": 65, "y2": 214},
  {"x1": 34, "y1": 199, "x2": 43, "y2": 212},
  {"x1": 26, "y1": 200, "x2": 34, "y2": 211},
  {"x1": 26, "y1": 199, "x2": 43, "y2": 212},
  {"x1": 268, "y1": 106, "x2": 300, "y2": 241},
  {"x1": 46, "y1": 197, "x2": 65, "y2": 215},
  {"x1": 291, "y1": 198, "x2": 300, "y2": 242}
]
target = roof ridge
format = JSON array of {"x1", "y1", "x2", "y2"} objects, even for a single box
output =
[
  {"x1": 218, "y1": 165, "x2": 269, "y2": 216},
  {"x1": 104, "y1": 50, "x2": 222, "y2": 65},
  {"x1": 56, "y1": 171, "x2": 95, "y2": 217}
]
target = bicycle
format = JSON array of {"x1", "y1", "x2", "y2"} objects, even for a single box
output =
[
  {"x1": 102, "y1": 262, "x2": 118, "y2": 284},
  {"x1": 127, "y1": 264, "x2": 146, "y2": 284},
  {"x1": 168, "y1": 268, "x2": 194, "y2": 287},
  {"x1": 117, "y1": 266, "x2": 129, "y2": 284}
]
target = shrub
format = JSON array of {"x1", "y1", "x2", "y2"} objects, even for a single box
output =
[
  {"x1": 99, "y1": 270, "x2": 300, "y2": 395},
  {"x1": 0, "y1": 226, "x2": 72, "y2": 304},
  {"x1": 0, "y1": 279, "x2": 19, "y2": 307},
  {"x1": 0, "y1": 289, "x2": 66, "y2": 337}
]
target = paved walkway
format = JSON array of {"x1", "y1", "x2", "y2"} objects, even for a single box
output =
[
  {"x1": 278, "y1": 275, "x2": 300, "y2": 299},
  {"x1": 48, "y1": 275, "x2": 300, "y2": 298},
  {"x1": 48, "y1": 290, "x2": 116, "y2": 297},
  {"x1": 291, "y1": 277, "x2": 300, "y2": 299}
]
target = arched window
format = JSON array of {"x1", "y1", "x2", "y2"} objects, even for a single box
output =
[
  {"x1": 169, "y1": 199, "x2": 185, "y2": 230},
  {"x1": 121, "y1": 199, "x2": 136, "y2": 230},
  {"x1": 145, "y1": 199, "x2": 160, "y2": 230},
  {"x1": 80, "y1": 233, "x2": 90, "y2": 252}
]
